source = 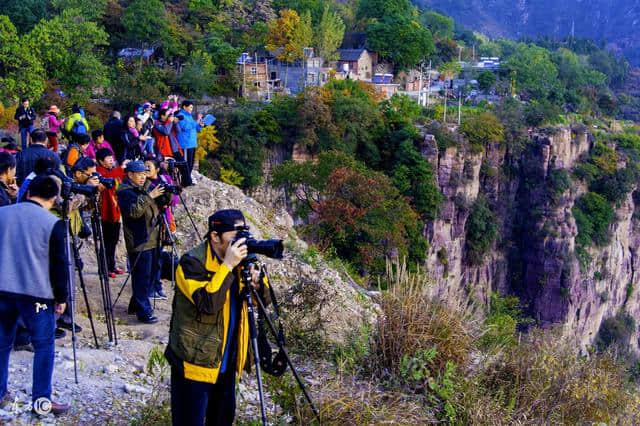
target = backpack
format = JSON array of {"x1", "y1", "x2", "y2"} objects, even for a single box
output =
[
  {"x1": 61, "y1": 144, "x2": 81, "y2": 174},
  {"x1": 71, "y1": 119, "x2": 87, "y2": 136},
  {"x1": 41, "y1": 115, "x2": 51, "y2": 133}
]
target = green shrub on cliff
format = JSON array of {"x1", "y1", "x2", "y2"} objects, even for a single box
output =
[
  {"x1": 573, "y1": 192, "x2": 615, "y2": 247},
  {"x1": 465, "y1": 196, "x2": 499, "y2": 265}
]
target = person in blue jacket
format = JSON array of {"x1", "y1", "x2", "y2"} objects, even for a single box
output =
[{"x1": 174, "y1": 100, "x2": 202, "y2": 186}]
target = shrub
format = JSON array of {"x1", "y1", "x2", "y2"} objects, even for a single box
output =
[
  {"x1": 373, "y1": 259, "x2": 474, "y2": 381},
  {"x1": 547, "y1": 169, "x2": 571, "y2": 204},
  {"x1": 573, "y1": 192, "x2": 615, "y2": 247},
  {"x1": 480, "y1": 292, "x2": 525, "y2": 350},
  {"x1": 460, "y1": 111, "x2": 504, "y2": 153},
  {"x1": 195, "y1": 125, "x2": 220, "y2": 161},
  {"x1": 595, "y1": 311, "x2": 636, "y2": 352},
  {"x1": 218, "y1": 167, "x2": 244, "y2": 187},
  {"x1": 465, "y1": 196, "x2": 499, "y2": 265},
  {"x1": 473, "y1": 329, "x2": 640, "y2": 424}
]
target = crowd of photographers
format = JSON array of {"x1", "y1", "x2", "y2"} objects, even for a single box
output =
[{"x1": 0, "y1": 96, "x2": 287, "y2": 424}]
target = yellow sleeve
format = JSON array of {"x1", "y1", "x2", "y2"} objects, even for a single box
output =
[{"x1": 175, "y1": 263, "x2": 232, "y2": 304}]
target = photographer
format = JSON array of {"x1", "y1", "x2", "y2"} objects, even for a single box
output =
[
  {"x1": 0, "y1": 175, "x2": 71, "y2": 415},
  {"x1": 96, "y1": 149, "x2": 128, "y2": 278},
  {"x1": 175, "y1": 100, "x2": 202, "y2": 186},
  {"x1": 153, "y1": 108, "x2": 182, "y2": 160},
  {"x1": 14, "y1": 97, "x2": 36, "y2": 150},
  {"x1": 0, "y1": 152, "x2": 17, "y2": 207},
  {"x1": 116, "y1": 161, "x2": 165, "y2": 324},
  {"x1": 165, "y1": 209, "x2": 271, "y2": 426}
]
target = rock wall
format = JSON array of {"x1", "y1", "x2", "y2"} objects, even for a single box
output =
[{"x1": 423, "y1": 126, "x2": 640, "y2": 352}]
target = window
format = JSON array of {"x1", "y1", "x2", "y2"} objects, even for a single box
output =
[
  {"x1": 254, "y1": 82, "x2": 261, "y2": 87},
  {"x1": 251, "y1": 67, "x2": 257, "y2": 75},
  {"x1": 270, "y1": 71, "x2": 277, "y2": 80}
]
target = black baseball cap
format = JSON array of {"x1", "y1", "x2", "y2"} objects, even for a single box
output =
[{"x1": 208, "y1": 209, "x2": 245, "y2": 234}]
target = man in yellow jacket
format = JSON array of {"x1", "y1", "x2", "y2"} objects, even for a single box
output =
[{"x1": 165, "y1": 209, "x2": 270, "y2": 425}]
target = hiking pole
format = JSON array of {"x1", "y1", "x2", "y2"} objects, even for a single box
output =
[
  {"x1": 61, "y1": 198, "x2": 79, "y2": 384},
  {"x1": 241, "y1": 261, "x2": 267, "y2": 426},
  {"x1": 251, "y1": 286, "x2": 320, "y2": 421},
  {"x1": 90, "y1": 198, "x2": 118, "y2": 345},
  {"x1": 70, "y1": 235, "x2": 99, "y2": 348}
]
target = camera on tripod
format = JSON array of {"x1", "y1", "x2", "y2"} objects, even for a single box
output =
[
  {"x1": 160, "y1": 183, "x2": 181, "y2": 195},
  {"x1": 92, "y1": 172, "x2": 115, "y2": 189},
  {"x1": 47, "y1": 168, "x2": 98, "y2": 198},
  {"x1": 166, "y1": 159, "x2": 187, "y2": 174},
  {"x1": 233, "y1": 226, "x2": 284, "y2": 259}
]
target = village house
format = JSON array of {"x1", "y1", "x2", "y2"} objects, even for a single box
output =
[
  {"x1": 237, "y1": 53, "x2": 273, "y2": 101},
  {"x1": 269, "y1": 54, "x2": 332, "y2": 94},
  {"x1": 337, "y1": 49, "x2": 375, "y2": 81},
  {"x1": 372, "y1": 74, "x2": 400, "y2": 99}
]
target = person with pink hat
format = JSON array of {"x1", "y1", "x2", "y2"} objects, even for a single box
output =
[{"x1": 41, "y1": 105, "x2": 64, "y2": 154}]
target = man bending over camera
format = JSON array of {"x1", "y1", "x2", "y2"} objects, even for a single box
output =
[{"x1": 165, "y1": 209, "x2": 271, "y2": 426}]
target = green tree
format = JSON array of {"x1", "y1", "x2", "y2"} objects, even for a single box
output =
[
  {"x1": 122, "y1": 0, "x2": 168, "y2": 47},
  {"x1": 108, "y1": 60, "x2": 171, "y2": 112},
  {"x1": 477, "y1": 70, "x2": 496, "y2": 91},
  {"x1": 357, "y1": 0, "x2": 413, "y2": 21},
  {"x1": 504, "y1": 44, "x2": 558, "y2": 99},
  {"x1": 422, "y1": 11, "x2": 453, "y2": 41},
  {"x1": 0, "y1": 16, "x2": 45, "y2": 104},
  {"x1": 26, "y1": 10, "x2": 109, "y2": 103},
  {"x1": 0, "y1": 0, "x2": 47, "y2": 34},
  {"x1": 313, "y1": 5, "x2": 345, "y2": 62},
  {"x1": 460, "y1": 111, "x2": 504, "y2": 152},
  {"x1": 179, "y1": 50, "x2": 216, "y2": 99},
  {"x1": 50, "y1": 0, "x2": 108, "y2": 21},
  {"x1": 366, "y1": 13, "x2": 435, "y2": 70}
]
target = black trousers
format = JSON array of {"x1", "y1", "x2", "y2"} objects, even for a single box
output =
[
  {"x1": 101, "y1": 220, "x2": 121, "y2": 272},
  {"x1": 170, "y1": 364, "x2": 237, "y2": 426},
  {"x1": 183, "y1": 148, "x2": 195, "y2": 186}
]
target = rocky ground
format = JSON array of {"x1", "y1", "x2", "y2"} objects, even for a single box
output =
[{"x1": 0, "y1": 172, "x2": 376, "y2": 425}]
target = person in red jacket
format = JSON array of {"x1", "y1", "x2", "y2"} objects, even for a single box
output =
[{"x1": 96, "y1": 148, "x2": 129, "y2": 278}]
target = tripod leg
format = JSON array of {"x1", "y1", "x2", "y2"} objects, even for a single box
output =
[
  {"x1": 63, "y1": 221, "x2": 79, "y2": 384},
  {"x1": 178, "y1": 193, "x2": 203, "y2": 240},
  {"x1": 71, "y1": 236, "x2": 99, "y2": 348},
  {"x1": 252, "y1": 288, "x2": 320, "y2": 421},
  {"x1": 247, "y1": 300, "x2": 268, "y2": 426}
]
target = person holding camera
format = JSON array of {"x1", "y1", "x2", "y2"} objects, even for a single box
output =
[
  {"x1": 175, "y1": 100, "x2": 202, "y2": 187},
  {"x1": 96, "y1": 149, "x2": 129, "y2": 278},
  {"x1": 0, "y1": 175, "x2": 71, "y2": 416},
  {"x1": 0, "y1": 153, "x2": 18, "y2": 207},
  {"x1": 165, "y1": 209, "x2": 271, "y2": 426},
  {"x1": 116, "y1": 161, "x2": 166, "y2": 324}
]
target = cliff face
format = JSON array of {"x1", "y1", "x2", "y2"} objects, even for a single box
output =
[
  {"x1": 416, "y1": 0, "x2": 640, "y2": 64},
  {"x1": 422, "y1": 126, "x2": 640, "y2": 352}
]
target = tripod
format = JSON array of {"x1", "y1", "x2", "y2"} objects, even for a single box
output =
[
  {"x1": 69, "y1": 235, "x2": 99, "y2": 348},
  {"x1": 61, "y1": 198, "x2": 79, "y2": 384},
  {"x1": 89, "y1": 197, "x2": 118, "y2": 344},
  {"x1": 240, "y1": 261, "x2": 320, "y2": 425}
]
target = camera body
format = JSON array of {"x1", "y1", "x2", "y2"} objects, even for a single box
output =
[
  {"x1": 233, "y1": 226, "x2": 284, "y2": 259},
  {"x1": 161, "y1": 183, "x2": 181, "y2": 195},
  {"x1": 92, "y1": 172, "x2": 115, "y2": 189},
  {"x1": 47, "y1": 168, "x2": 98, "y2": 198}
]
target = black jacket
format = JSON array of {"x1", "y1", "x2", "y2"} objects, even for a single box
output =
[
  {"x1": 14, "y1": 106, "x2": 36, "y2": 129},
  {"x1": 0, "y1": 181, "x2": 12, "y2": 207},
  {"x1": 15, "y1": 144, "x2": 61, "y2": 184},
  {"x1": 116, "y1": 179, "x2": 160, "y2": 252},
  {"x1": 104, "y1": 118, "x2": 123, "y2": 160},
  {"x1": 121, "y1": 130, "x2": 142, "y2": 161}
]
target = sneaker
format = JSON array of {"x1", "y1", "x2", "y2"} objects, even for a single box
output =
[
  {"x1": 138, "y1": 315, "x2": 159, "y2": 325},
  {"x1": 113, "y1": 267, "x2": 125, "y2": 275},
  {"x1": 32, "y1": 399, "x2": 71, "y2": 416},
  {"x1": 13, "y1": 343, "x2": 34, "y2": 352},
  {"x1": 108, "y1": 272, "x2": 117, "y2": 279},
  {"x1": 57, "y1": 321, "x2": 82, "y2": 333},
  {"x1": 54, "y1": 328, "x2": 66, "y2": 339},
  {"x1": 150, "y1": 291, "x2": 168, "y2": 300}
]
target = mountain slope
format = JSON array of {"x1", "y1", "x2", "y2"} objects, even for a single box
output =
[{"x1": 415, "y1": 0, "x2": 640, "y2": 64}]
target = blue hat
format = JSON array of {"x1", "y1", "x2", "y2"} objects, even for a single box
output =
[{"x1": 125, "y1": 160, "x2": 149, "y2": 173}]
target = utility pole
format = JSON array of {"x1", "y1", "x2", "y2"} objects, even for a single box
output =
[
  {"x1": 458, "y1": 89, "x2": 462, "y2": 126},
  {"x1": 443, "y1": 93, "x2": 447, "y2": 124},
  {"x1": 426, "y1": 60, "x2": 432, "y2": 107},
  {"x1": 418, "y1": 62, "x2": 423, "y2": 106},
  {"x1": 265, "y1": 58, "x2": 270, "y2": 101},
  {"x1": 458, "y1": 46, "x2": 463, "y2": 62}
]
